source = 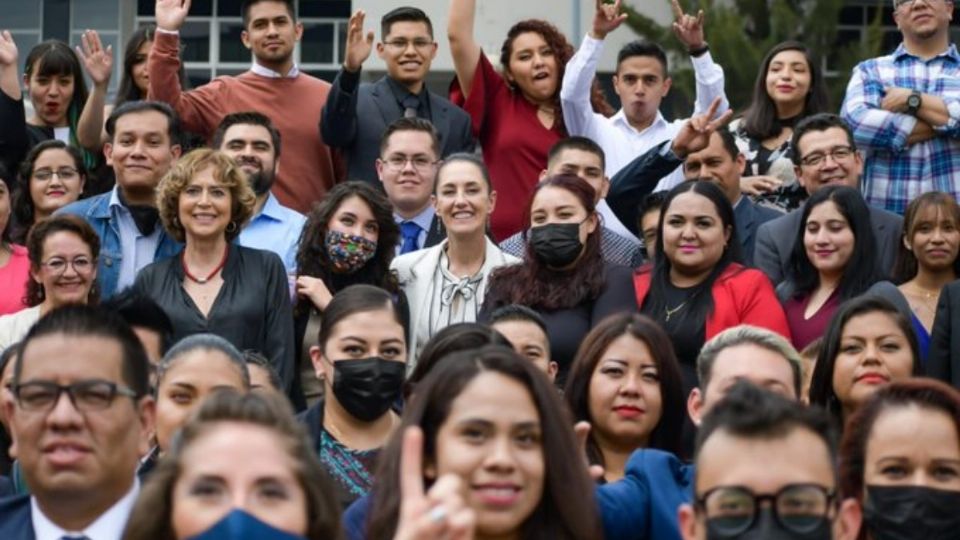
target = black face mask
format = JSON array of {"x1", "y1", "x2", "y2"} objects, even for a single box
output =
[
  {"x1": 706, "y1": 507, "x2": 832, "y2": 540},
  {"x1": 331, "y1": 357, "x2": 405, "y2": 422},
  {"x1": 864, "y1": 485, "x2": 960, "y2": 540},
  {"x1": 528, "y1": 222, "x2": 583, "y2": 268}
]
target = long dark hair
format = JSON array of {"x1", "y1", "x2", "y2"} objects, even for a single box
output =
[
  {"x1": 23, "y1": 41, "x2": 97, "y2": 170},
  {"x1": 12, "y1": 140, "x2": 86, "y2": 244},
  {"x1": 115, "y1": 25, "x2": 190, "y2": 107},
  {"x1": 295, "y1": 182, "x2": 400, "y2": 317},
  {"x1": 640, "y1": 180, "x2": 743, "y2": 330},
  {"x1": 564, "y1": 313, "x2": 685, "y2": 462},
  {"x1": 317, "y1": 285, "x2": 406, "y2": 353},
  {"x1": 0, "y1": 163, "x2": 14, "y2": 248},
  {"x1": 365, "y1": 345, "x2": 602, "y2": 539},
  {"x1": 788, "y1": 185, "x2": 885, "y2": 300},
  {"x1": 498, "y1": 20, "x2": 613, "y2": 133},
  {"x1": 740, "y1": 41, "x2": 829, "y2": 141},
  {"x1": 484, "y1": 174, "x2": 605, "y2": 311},
  {"x1": 808, "y1": 296, "x2": 921, "y2": 424},
  {"x1": 892, "y1": 191, "x2": 960, "y2": 283},
  {"x1": 404, "y1": 322, "x2": 511, "y2": 398}
]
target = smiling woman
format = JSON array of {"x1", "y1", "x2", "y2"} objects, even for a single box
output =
[
  {"x1": 0, "y1": 214, "x2": 100, "y2": 348},
  {"x1": 392, "y1": 153, "x2": 520, "y2": 366},
  {"x1": 135, "y1": 148, "x2": 295, "y2": 395},
  {"x1": 11, "y1": 140, "x2": 86, "y2": 244}
]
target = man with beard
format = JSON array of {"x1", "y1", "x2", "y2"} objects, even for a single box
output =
[{"x1": 213, "y1": 112, "x2": 306, "y2": 275}]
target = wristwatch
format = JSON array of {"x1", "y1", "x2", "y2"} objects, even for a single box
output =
[{"x1": 906, "y1": 90, "x2": 922, "y2": 116}]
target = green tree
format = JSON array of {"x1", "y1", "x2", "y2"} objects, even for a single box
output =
[{"x1": 621, "y1": 0, "x2": 886, "y2": 116}]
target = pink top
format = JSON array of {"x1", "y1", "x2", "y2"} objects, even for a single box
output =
[
  {"x1": 0, "y1": 245, "x2": 30, "y2": 315},
  {"x1": 450, "y1": 53, "x2": 564, "y2": 241}
]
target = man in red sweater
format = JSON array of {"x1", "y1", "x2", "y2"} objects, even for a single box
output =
[{"x1": 149, "y1": 0, "x2": 340, "y2": 213}]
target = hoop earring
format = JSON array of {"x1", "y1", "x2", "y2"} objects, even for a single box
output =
[{"x1": 226, "y1": 221, "x2": 238, "y2": 233}]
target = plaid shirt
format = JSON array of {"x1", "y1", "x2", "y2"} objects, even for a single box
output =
[{"x1": 840, "y1": 43, "x2": 960, "y2": 214}]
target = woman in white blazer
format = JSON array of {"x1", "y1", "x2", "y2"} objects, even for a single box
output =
[{"x1": 391, "y1": 154, "x2": 519, "y2": 366}]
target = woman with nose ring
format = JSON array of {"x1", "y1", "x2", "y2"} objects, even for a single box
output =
[
  {"x1": 392, "y1": 154, "x2": 519, "y2": 367},
  {"x1": 135, "y1": 149, "x2": 295, "y2": 394},
  {"x1": 779, "y1": 185, "x2": 894, "y2": 351}
]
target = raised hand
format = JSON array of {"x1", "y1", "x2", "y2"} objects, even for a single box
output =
[
  {"x1": 740, "y1": 175, "x2": 784, "y2": 196},
  {"x1": 671, "y1": 0, "x2": 706, "y2": 52},
  {"x1": 155, "y1": 0, "x2": 191, "y2": 32},
  {"x1": 0, "y1": 30, "x2": 19, "y2": 67},
  {"x1": 296, "y1": 275, "x2": 333, "y2": 311},
  {"x1": 671, "y1": 97, "x2": 734, "y2": 159},
  {"x1": 343, "y1": 10, "x2": 375, "y2": 73},
  {"x1": 590, "y1": 0, "x2": 628, "y2": 40},
  {"x1": 574, "y1": 421, "x2": 606, "y2": 481},
  {"x1": 394, "y1": 427, "x2": 475, "y2": 540},
  {"x1": 76, "y1": 30, "x2": 113, "y2": 88}
]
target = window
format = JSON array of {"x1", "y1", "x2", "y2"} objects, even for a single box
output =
[{"x1": 135, "y1": 0, "x2": 349, "y2": 85}]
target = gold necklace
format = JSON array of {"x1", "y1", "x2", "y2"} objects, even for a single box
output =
[{"x1": 665, "y1": 301, "x2": 687, "y2": 321}]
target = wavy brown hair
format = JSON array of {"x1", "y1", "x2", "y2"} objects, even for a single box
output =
[
  {"x1": 499, "y1": 20, "x2": 613, "y2": 134},
  {"x1": 25, "y1": 214, "x2": 100, "y2": 307},
  {"x1": 484, "y1": 174, "x2": 605, "y2": 311},
  {"x1": 294, "y1": 182, "x2": 400, "y2": 317},
  {"x1": 122, "y1": 390, "x2": 342, "y2": 540},
  {"x1": 156, "y1": 148, "x2": 256, "y2": 243}
]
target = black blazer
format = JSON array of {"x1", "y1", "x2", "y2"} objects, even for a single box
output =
[
  {"x1": 928, "y1": 280, "x2": 960, "y2": 388},
  {"x1": 321, "y1": 73, "x2": 475, "y2": 183},
  {"x1": 0, "y1": 495, "x2": 34, "y2": 540},
  {"x1": 607, "y1": 140, "x2": 682, "y2": 237},
  {"x1": 423, "y1": 214, "x2": 446, "y2": 249}
]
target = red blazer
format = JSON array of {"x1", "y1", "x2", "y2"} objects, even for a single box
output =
[{"x1": 633, "y1": 263, "x2": 792, "y2": 342}]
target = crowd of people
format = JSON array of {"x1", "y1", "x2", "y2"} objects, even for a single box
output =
[{"x1": 0, "y1": 0, "x2": 959, "y2": 538}]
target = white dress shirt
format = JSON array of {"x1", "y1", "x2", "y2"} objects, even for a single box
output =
[
  {"x1": 560, "y1": 34, "x2": 729, "y2": 187},
  {"x1": 31, "y1": 479, "x2": 139, "y2": 540}
]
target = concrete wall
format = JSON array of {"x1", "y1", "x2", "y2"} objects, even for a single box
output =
[{"x1": 353, "y1": 0, "x2": 675, "y2": 73}]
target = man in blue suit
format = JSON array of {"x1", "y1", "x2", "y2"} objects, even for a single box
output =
[
  {"x1": 0, "y1": 306, "x2": 155, "y2": 540},
  {"x1": 321, "y1": 7, "x2": 474, "y2": 184}
]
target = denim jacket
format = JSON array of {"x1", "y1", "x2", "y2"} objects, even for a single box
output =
[{"x1": 57, "y1": 192, "x2": 182, "y2": 298}]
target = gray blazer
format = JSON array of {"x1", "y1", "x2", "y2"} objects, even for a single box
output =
[
  {"x1": 755, "y1": 205, "x2": 903, "y2": 285},
  {"x1": 321, "y1": 73, "x2": 475, "y2": 183}
]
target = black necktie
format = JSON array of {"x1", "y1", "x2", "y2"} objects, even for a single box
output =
[{"x1": 402, "y1": 94, "x2": 420, "y2": 119}]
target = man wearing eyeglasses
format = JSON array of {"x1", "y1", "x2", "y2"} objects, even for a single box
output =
[
  {"x1": 0, "y1": 305, "x2": 155, "y2": 540},
  {"x1": 596, "y1": 325, "x2": 807, "y2": 540},
  {"x1": 841, "y1": 0, "x2": 960, "y2": 215},
  {"x1": 321, "y1": 7, "x2": 474, "y2": 184},
  {"x1": 677, "y1": 381, "x2": 861, "y2": 540},
  {"x1": 377, "y1": 118, "x2": 447, "y2": 255},
  {"x1": 754, "y1": 114, "x2": 903, "y2": 285}
]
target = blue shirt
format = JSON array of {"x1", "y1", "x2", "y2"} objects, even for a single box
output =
[
  {"x1": 394, "y1": 206, "x2": 435, "y2": 256},
  {"x1": 841, "y1": 43, "x2": 960, "y2": 214},
  {"x1": 109, "y1": 187, "x2": 163, "y2": 292},
  {"x1": 238, "y1": 193, "x2": 307, "y2": 275}
]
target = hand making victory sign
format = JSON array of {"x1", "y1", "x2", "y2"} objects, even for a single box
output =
[
  {"x1": 393, "y1": 427, "x2": 476, "y2": 540},
  {"x1": 671, "y1": 97, "x2": 734, "y2": 159}
]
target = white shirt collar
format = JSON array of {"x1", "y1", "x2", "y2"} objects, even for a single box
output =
[
  {"x1": 250, "y1": 60, "x2": 299, "y2": 78},
  {"x1": 31, "y1": 479, "x2": 140, "y2": 540},
  {"x1": 611, "y1": 109, "x2": 668, "y2": 135}
]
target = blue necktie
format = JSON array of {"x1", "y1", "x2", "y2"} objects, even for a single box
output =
[{"x1": 400, "y1": 221, "x2": 422, "y2": 254}]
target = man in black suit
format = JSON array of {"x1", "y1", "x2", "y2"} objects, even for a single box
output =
[
  {"x1": 0, "y1": 306, "x2": 155, "y2": 540},
  {"x1": 754, "y1": 113, "x2": 903, "y2": 285},
  {"x1": 321, "y1": 7, "x2": 474, "y2": 183},
  {"x1": 377, "y1": 117, "x2": 446, "y2": 255},
  {"x1": 928, "y1": 281, "x2": 960, "y2": 388}
]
